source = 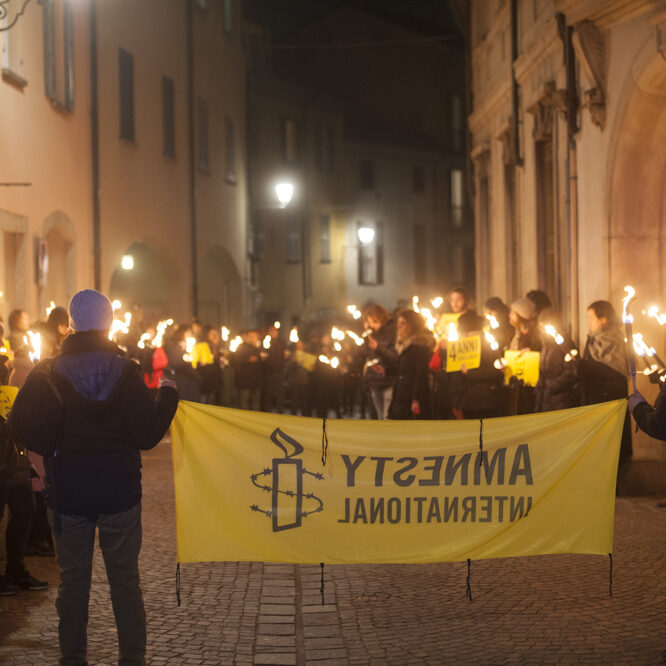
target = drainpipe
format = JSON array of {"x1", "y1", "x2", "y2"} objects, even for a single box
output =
[
  {"x1": 510, "y1": 0, "x2": 523, "y2": 167},
  {"x1": 90, "y1": 0, "x2": 101, "y2": 290},
  {"x1": 186, "y1": 0, "x2": 198, "y2": 316}
]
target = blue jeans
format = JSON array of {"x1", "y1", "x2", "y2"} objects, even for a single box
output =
[{"x1": 50, "y1": 503, "x2": 146, "y2": 666}]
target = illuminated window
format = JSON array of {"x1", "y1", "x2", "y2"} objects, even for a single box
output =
[{"x1": 358, "y1": 222, "x2": 383, "y2": 286}]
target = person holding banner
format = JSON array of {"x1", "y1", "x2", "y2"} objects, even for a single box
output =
[
  {"x1": 629, "y1": 389, "x2": 666, "y2": 440},
  {"x1": 388, "y1": 309, "x2": 433, "y2": 420}
]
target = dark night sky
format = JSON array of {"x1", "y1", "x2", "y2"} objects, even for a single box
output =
[{"x1": 243, "y1": 0, "x2": 464, "y2": 38}]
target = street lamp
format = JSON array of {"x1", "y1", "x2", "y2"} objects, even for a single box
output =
[
  {"x1": 274, "y1": 182, "x2": 294, "y2": 208},
  {"x1": 357, "y1": 226, "x2": 375, "y2": 245},
  {"x1": 0, "y1": 0, "x2": 43, "y2": 32},
  {"x1": 121, "y1": 254, "x2": 134, "y2": 270}
]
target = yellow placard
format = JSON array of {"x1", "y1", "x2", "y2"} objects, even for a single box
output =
[
  {"x1": 294, "y1": 349, "x2": 316, "y2": 372},
  {"x1": 171, "y1": 399, "x2": 626, "y2": 564},
  {"x1": 0, "y1": 385, "x2": 18, "y2": 419},
  {"x1": 503, "y1": 350, "x2": 540, "y2": 387},
  {"x1": 446, "y1": 335, "x2": 481, "y2": 372},
  {"x1": 436, "y1": 312, "x2": 460, "y2": 339}
]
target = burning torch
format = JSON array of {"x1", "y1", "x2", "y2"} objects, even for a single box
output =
[{"x1": 622, "y1": 285, "x2": 638, "y2": 392}]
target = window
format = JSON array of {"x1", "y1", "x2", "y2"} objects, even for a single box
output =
[
  {"x1": 358, "y1": 222, "x2": 383, "y2": 286},
  {"x1": 1, "y1": 12, "x2": 28, "y2": 87},
  {"x1": 319, "y1": 215, "x2": 331, "y2": 263},
  {"x1": 162, "y1": 76, "x2": 175, "y2": 158},
  {"x1": 413, "y1": 166, "x2": 425, "y2": 193},
  {"x1": 413, "y1": 225, "x2": 427, "y2": 284},
  {"x1": 450, "y1": 169, "x2": 464, "y2": 227},
  {"x1": 43, "y1": 0, "x2": 74, "y2": 110},
  {"x1": 118, "y1": 49, "x2": 134, "y2": 141},
  {"x1": 197, "y1": 98, "x2": 209, "y2": 170},
  {"x1": 287, "y1": 216, "x2": 301, "y2": 263},
  {"x1": 360, "y1": 161, "x2": 374, "y2": 190},
  {"x1": 225, "y1": 115, "x2": 236, "y2": 183},
  {"x1": 280, "y1": 117, "x2": 299, "y2": 163},
  {"x1": 223, "y1": 0, "x2": 233, "y2": 34}
]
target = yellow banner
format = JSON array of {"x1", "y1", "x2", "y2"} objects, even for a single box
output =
[
  {"x1": 171, "y1": 400, "x2": 625, "y2": 565},
  {"x1": 0, "y1": 385, "x2": 18, "y2": 419},
  {"x1": 504, "y1": 350, "x2": 540, "y2": 386},
  {"x1": 446, "y1": 335, "x2": 481, "y2": 372}
]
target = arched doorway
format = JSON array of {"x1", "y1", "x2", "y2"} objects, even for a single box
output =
[
  {"x1": 198, "y1": 246, "x2": 244, "y2": 329},
  {"x1": 42, "y1": 211, "x2": 76, "y2": 311},
  {"x1": 108, "y1": 241, "x2": 178, "y2": 319},
  {"x1": 609, "y1": 53, "x2": 666, "y2": 304}
]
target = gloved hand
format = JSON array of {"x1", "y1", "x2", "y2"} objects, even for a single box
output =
[{"x1": 628, "y1": 391, "x2": 647, "y2": 413}]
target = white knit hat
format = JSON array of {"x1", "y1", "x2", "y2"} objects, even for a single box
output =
[
  {"x1": 68, "y1": 289, "x2": 114, "y2": 332},
  {"x1": 511, "y1": 297, "x2": 536, "y2": 321}
]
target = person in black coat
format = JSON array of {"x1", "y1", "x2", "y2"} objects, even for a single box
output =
[
  {"x1": 450, "y1": 310, "x2": 504, "y2": 420},
  {"x1": 388, "y1": 309, "x2": 433, "y2": 420},
  {"x1": 232, "y1": 330, "x2": 263, "y2": 411},
  {"x1": 10, "y1": 289, "x2": 179, "y2": 664},
  {"x1": 533, "y1": 307, "x2": 577, "y2": 413}
]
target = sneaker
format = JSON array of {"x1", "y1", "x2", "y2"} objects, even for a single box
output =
[
  {"x1": 0, "y1": 576, "x2": 19, "y2": 596},
  {"x1": 6, "y1": 568, "x2": 48, "y2": 591}
]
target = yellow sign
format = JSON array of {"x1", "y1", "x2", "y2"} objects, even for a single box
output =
[
  {"x1": 171, "y1": 399, "x2": 626, "y2": 564},
  {"x1": 504, "y1": 350, "x2": 540, "y2": 387},
  {"x1": 0, "y1": 385, "x2": 18, "y2": 419},
  {"x1": 294, "y1": 349, "x2": 316, "y2": 372},
  {"x1": 446, "y1": 335, "x2": 481, "y2": 372},
  {"x1": 437, "y1": 312, "x2": 460, "y2": 339}
]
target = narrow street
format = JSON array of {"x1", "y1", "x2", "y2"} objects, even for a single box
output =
[{"x1": 2, "y1": 441, "x2": 666, "y2": 665}]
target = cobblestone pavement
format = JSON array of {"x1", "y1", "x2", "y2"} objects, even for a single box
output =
[{"x1": 2, "y1": 441, "x2": 666, "y2": 665}]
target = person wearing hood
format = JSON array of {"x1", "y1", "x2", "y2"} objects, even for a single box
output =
[
  {"x1": 578, "y1": 300, "x2": 632, "y2": 461},
  {"x1": 12, "y1": 289, "x2": 179, "y2": 665},
  {"x1": 388, "y1": 309, "x2": 434, "y2": 420},
  {"x1": 508, "y1": 298, "x2": 542, "y2": 351}
]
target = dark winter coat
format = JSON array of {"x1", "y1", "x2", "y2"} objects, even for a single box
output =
[
  {"x1": 634, "y1": 389, "x2": 666, "y2": 440},
  {"x1": 232, "y1": 342, "x2": 263, "y2": 389},
  {"x1": 533, "y1": 338, "x2": 577, "y2": 412},
  {"x1": 451, "y1": 345, "x2": 504, "y2": 414},
  {"x1": 388, "y1": 335, "x2": 432, "y2": 420},
  {"x1": 364, "y1": 318, "x2": 398, "y2": 391},
  {"x1": 45, "y1": 332, "x2": 178, "y2": 517}
]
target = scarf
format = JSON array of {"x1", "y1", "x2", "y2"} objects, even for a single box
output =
[{"x1": 585, "y1": 326, "x2": 627, "y2": 376}]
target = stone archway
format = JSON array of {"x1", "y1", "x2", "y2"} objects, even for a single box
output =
[
  {"x1": 108, "y1": 240, "x2": 179, "y2": 319},
  {"x1": 198, "y1": 246, "x2": 244, "y2": 329},
  {"x1": 42, "y1": 211, "x2": 77, "y2": 311},
  {"x1": 608, "y1": 53, "x2": 666, "y2": 304}
]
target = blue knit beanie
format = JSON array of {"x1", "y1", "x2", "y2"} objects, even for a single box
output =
[{"x1": 68, "y1": 289, "x2": 114, "y2": 332}]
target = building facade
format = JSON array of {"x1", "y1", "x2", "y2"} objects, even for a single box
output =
[
  {"x1": 0, "y1": 0, "x2": 248, "y2": 328},
  {"x1": 469, "y1": 0, "x2": 666, "y2": 489},
  {"x1": 247, "y1": 3, "x2": 472, "y2": 327}
]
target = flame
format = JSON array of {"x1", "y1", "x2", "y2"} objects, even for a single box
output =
[
  {"x1": 333, "y1": 341, "x2": 342, "y2": 351},
  {"x1": 412, "y1": 295, "x2": 420, "y2": 313},
  {"x1": 347, "y1": 304, "x2": 362, "y2": 320},
  {"x1": 486, "y1": 314, "x2": 499, "y2": 329},
  {"x1": 331, "y1": 327, "x2": 345, "y2": 341},
  {"x1": 152, "y1": 319, "x2": 173, "y2": 347},
  {"x1": 447, "y1": 322, "x2": 458, "y2": 342},
  {"x1": 263, "y1": 335, "x2": 271, "y2": 350},
  {"x1": 45, "y1": 300, "x2": 56, "y2": 317},
  {"x1": 331, "y1": 356, "x2": 340, "y2": 369},
  {"x1": 484, "y1": 330, "x2": 499, "y2": 351},
  {"x1": 221, "y1": 326, "x2": 230, "y2": 342},
  {"x1": 318, "y1": 354, "x2": 330, "y2": 365},
  {"x1": 345, "y1": 330, "x2": 365, "y2": 346},
  {"x1": 230, "y1": 335, "x2": 242, "y2": 352},
  {"x1": 420, "y1": 307, "x2": 437, "y2": 333},
  {"x1": 431, "y1": 297, "x2": 444, "y2": 309},
  {"x1": 25, "y1": 331, "x2": 41, "y2": 362},
  {"x1": 633, "y1": 333, "x2": 656, "y2": 358},
  {"x1": 108, "y1": 311, "x2": 132, "y2": 341},
  {"x1": 647, "y1": 306, "x2": 666, "y2": 326},
  {"x1": 273, "y1": 320, "x2": 281, "y2": 329},
  {"x1": 137, "y1": 332, "x2": 151, "y2": 350},
  {"x1": 622, "y1": 285, "x2": 636, "y2": 324},
  {"x1": 111, "y1": 299, "x2": 122, "y2": 312},
  {"x1": 289, "y1": 327, "x2": 299, "y2": 343},
  {"x1": 544, "y1": 324, "x2": 564, "y2": 345}
]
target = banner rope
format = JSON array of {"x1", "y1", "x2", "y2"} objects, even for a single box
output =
[
  {"x1": 320, "y1": 562, "x2": 325, "y2": 605},
  {"x1": 176, "y1": 562, "x2": 181, "y2": 607},
  {"x1": 321, "y1": 417, "x2": 329, "y2": 465},
  {"x1": 609, "y1": 553, "x2": 613, "y2": 597},
  {"x1": 465, "y1": 558, "x2": 472, "y2": 601},
  {"x1": 478, "y1": 419, "x2": 484, "y2": 467}
]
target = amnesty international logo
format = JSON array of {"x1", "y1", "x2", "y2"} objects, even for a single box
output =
[{"x1": 250, "y1": 428, "x2": 324, "y2": 532}]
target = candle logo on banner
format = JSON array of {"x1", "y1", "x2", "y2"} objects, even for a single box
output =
[{"x1": 250, "y1": 428, "x2": 324, "y2": 532}]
